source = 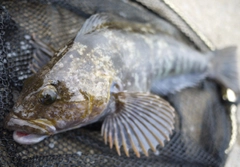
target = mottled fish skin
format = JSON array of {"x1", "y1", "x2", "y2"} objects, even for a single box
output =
[
  {"x1": 4, "y1": 13, "x2": 238, "y2": 157},
  {"x1": 74, "y1": 26, "x2": 209, "y2": 93},
  {"x1": 5, "y1": 39, "x2": 114, "y2": 134}
]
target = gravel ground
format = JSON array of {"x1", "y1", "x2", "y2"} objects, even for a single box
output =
[{"x1": 169, "y1": 0, "x2": 240, "y2": 166}]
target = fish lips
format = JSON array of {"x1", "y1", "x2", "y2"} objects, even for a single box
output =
[{"x1": 4, "y1": 113, "x2": 56, "y2": 143}]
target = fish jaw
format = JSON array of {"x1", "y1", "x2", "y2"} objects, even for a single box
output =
[
  {"x1": 13, "y1": 131, "x2": 48, "y2": 145},
  {"x1": 4, "y1": 113, "x2": 56, "y2": 144}
]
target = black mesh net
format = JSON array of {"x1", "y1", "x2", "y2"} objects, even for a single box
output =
[{"x1": 0, "y1": 0, "x2": 234, "y2": 166}]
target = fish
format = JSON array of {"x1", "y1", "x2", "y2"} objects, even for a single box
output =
[{"x1": 4, "y1": 13, "x2": 239, "y2": 157}]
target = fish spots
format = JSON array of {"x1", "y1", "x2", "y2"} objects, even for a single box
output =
[
  {"x1": 55, "y1": 120, "x2": 67, "y2": 129},
  {"x1": 70, "y1": 43, "x2": 87, "y2": 55},
  {"x1": 69, "y1": 92, "x2": 85, "y2": 102},
  {"x1": 58, "y1": 63, "x2": 64, "y2": 68},
  {"x1": 102, "y1": 31, "x2": 114, "y2": 40},
  {"x1": 21, "y1": 112, "x2": 28, "y2": 117},
  {"x1": 133, "y1": 73, "x2": 141, "y2": 90},
  {"x1": 14, "y1": 103, "x2": 35, "y2": 118},
  {"x1": 27, "y1": 112, "x2": 34, "y2": 118},
  {"x1": 14, "y1": 105, "x2": 24, "y2": 114}
]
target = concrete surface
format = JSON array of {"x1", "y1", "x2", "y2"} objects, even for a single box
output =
[{"x1": 168, "y1": 0, "x2": 240, "y2": 166}]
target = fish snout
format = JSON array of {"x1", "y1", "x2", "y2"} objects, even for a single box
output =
[{"x1": 4, "y1": 113, "x2": 56, "y2": 135}]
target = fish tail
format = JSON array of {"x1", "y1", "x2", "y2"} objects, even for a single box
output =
[{"x1": 209, "y1": 46, "x2": 240, "y2": 93}]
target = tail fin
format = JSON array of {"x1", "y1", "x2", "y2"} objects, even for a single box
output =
[{"x1": 209, "y1": 47, "x2": 240, "y2": 93}]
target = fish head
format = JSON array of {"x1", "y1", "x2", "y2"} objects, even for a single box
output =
[
  {"x1": 4, "y1": 43, "x2": 113, "y2": 144},
  {"x1": 4, "y1": 74, "x2": 110, "y2": 144}
]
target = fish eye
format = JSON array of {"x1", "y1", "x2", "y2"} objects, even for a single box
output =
[{"x1": 39, "y1": 85, "x2": 57, "y2": 105}]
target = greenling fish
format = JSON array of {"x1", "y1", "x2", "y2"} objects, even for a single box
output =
[{"x1": 4, "y1": 13, "x2": 239, "y2": 157}]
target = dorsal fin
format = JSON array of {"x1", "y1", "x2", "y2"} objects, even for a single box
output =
[
  {"x1": 78, "y1": 13, "x2": 157, "y2": 36},
  {"x1": 78, "y1": 13, "x2": 111, "y2": 35}
]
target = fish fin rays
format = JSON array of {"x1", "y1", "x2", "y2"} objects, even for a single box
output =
[
  {"x1": 28, "y1": 34, "x2": 55, "y2": 73},
  {"x1": 209, "y1": 46, "x2": 240, "y2": 93},
  {"x1": 78, "y1": 13, "x2": 156, "y2": 36},
  {"x1": 101, "y1": 92, "x2": 175, "y2": 157},
  {"x1": 151, "y1": 73, "x2": 206, "y2": 96},
  {"x1": 78, "y1": 13, "x2": 111, "y2": 35}
]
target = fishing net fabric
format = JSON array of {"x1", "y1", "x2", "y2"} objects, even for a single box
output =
[{"x1": 0, "y1": 0, "x2": 233, "y2": 166}]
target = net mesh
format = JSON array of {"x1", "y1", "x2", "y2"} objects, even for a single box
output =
[{"x1": 0, "y1": 0, "x2": 233, "y2": 166}]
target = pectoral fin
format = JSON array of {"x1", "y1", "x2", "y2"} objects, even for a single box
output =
[{"x1": 101, "y1": 92, "x2": 175, "y2": 157}]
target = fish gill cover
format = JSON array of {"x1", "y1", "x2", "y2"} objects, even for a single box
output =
[{"x1": 0, "y1": 0, "x2": 234, "y2": 166}]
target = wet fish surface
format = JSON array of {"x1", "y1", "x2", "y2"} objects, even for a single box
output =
[{"x1": 4, "y1": 13, "x2": 239, "y2": 157}]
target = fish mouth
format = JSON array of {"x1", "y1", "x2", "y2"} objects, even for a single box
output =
[
  {"x1": 4, "y1": 113, "x2": 56, "y2": 145},
  {"x1": 13, "y1": 131, "x2": 48, "y2": 145}
]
